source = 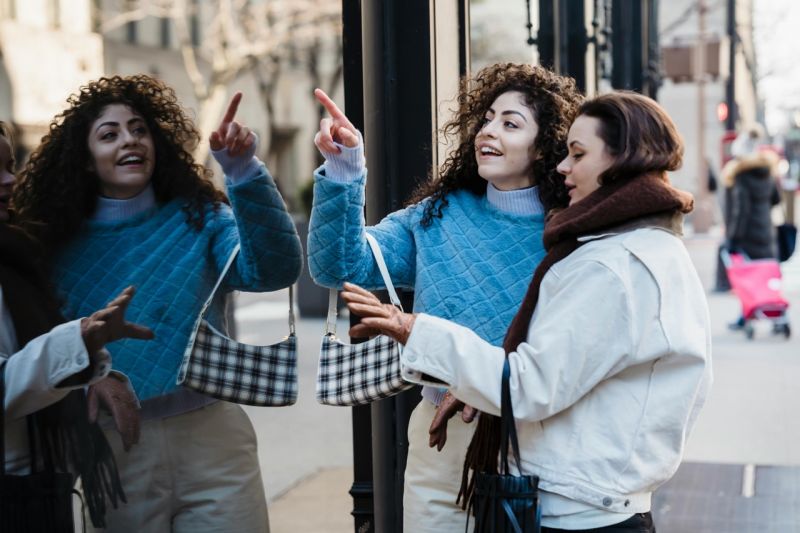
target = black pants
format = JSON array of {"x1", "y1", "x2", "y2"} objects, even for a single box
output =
[{"x1": 542, "y1": 512, "x2": 655, "y2": 533}]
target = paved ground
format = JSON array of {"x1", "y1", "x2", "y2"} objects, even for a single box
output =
[{"x1": 234, "y1": 216, "x2": 800, "y2": 532}]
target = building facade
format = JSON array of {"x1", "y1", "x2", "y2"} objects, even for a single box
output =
[{"x1": 0, "y1": 0, "x2": 342, "y2": 209}]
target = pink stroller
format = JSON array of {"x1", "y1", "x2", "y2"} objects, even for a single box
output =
[{"x1": 721, "y1": 250, "x2": 791, "y2": 339}]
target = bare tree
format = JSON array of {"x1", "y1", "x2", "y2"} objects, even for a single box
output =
[
  {"x1": 247, "y1": 0, "x2": 342, "y2": 168},
  {"x1": 101, "y1": 0, "x2": 342, "y2": 165}
]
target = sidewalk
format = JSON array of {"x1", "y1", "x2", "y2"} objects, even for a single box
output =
[{"x1": 248, "y1": 224, "x2": 800, "y2": 533}]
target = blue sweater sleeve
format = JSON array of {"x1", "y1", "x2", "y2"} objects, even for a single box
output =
[
  {"x1": 307, "y1": 166, "x2": 416, "y2": 290},
  {"x1": 212, "y1": 160, "x2": 303, "y2": 291}
]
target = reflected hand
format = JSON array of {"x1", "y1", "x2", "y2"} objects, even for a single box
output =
[
  {"x1": 81, "y1": 286, "x2": 154, "y2": 358},
  {"x1": 209, "y1": 92, "x2": 256, "y2": 158},
  {"x1": 341, "y1": 282, "x2": 415, "y2": 344},
  {"x1": 87, "y1": 376, "x2": 141, "y2": 452}
]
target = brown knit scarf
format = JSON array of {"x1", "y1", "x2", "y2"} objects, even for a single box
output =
[
  {"x1": 0, "y1": 221, "x2": 125, "y2": 527},
  {"x1": 458, "y1": 172, "x2": 694, "y2": 507}
]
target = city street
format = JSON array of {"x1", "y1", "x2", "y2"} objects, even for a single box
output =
[{"x1": 235, "y1": 219, "x2": 800, "y2": 533}]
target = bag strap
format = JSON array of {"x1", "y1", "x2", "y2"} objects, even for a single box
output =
[
  {"x1": 325, "y1": 232, "x2": 403, "y2": 335},
  {"x1": 499, "y1": 358, "x2": 524, "y2": 476},
  {"x1": 201, "y1": 244, "x2": 295, "y2": 335}
]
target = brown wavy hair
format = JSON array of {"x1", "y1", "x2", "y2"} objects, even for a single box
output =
[
  {"x1": 408, "y1": 63, "x2": 583, "y2": 225},
  {"x1": 13, "y1": 74, "x2": 228, "y2": 246},
  {"x1": 578, "y1": 91, "x2": 683, "y2": 184}
]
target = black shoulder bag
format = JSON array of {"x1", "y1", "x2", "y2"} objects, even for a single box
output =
[
  {"x1": 0, "y1": 360, "x2": 82, "y2": 533},
  {"x1": 472, "y1": 358, "x2": 541, "y2": 533}
]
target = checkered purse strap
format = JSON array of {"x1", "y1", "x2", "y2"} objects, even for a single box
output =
[
  {"x1": 325, "y1": 232, "x2": 403, "y2": 335},
  {"x1": 201, "y1": 244, "x2": 295, "y2": 335}
]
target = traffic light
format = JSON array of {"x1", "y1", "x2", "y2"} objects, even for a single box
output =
[{"x1": 717, "y1": 102, "x2": 729, "y2": 123}]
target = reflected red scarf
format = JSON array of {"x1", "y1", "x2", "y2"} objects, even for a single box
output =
[{"x1": 459, "y1": 172, "x2": 694, "y2": 506}]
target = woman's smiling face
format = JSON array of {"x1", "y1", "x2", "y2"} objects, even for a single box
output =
[
  {"x1": 557, "y1": 115, "x2": 614, "y2": 205},
  {"x1": 474, "y1": 90, "x2": 540, "y2": 191},
  {"x1": 87, "y1": 104, "x2": 156, "y2": 199}
]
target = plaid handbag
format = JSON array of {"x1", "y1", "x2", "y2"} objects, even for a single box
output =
[
  {"x1": 177, "y1": 245, "x2": 298, "y2": 406},
  {"x1": 315, "y1": 233, "x2": 414, "y2": 406},
  {"x1": 472, "y1": 358, "x2": 541, "y2": 533}
]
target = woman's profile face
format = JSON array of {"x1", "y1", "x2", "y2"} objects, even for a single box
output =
[
  {"x1": 474, "y1": 90, "x2": 539, "y2": 191},
  {"x1": 0, "y1": 134, "x2": 15, "y2": 222},
  {"x1": 87, "y1": 103, "x2": 156, "y2": 199},
  {"x1": 557, "y1": 115, "x2": 613, "y2": 206}
]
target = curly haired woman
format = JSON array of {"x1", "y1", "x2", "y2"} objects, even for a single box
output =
[
  {"x1": 308, "y1": 63, "x2": 583, "y2": 532},
  {"x1": 13, "y1": 76, "x2": 302, "y2": 532}
]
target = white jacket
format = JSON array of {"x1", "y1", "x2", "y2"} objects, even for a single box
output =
[
  {"x1": 402, "y1": 225, "x2": 712, "y2": 516},
  {"x1": 1, "y1": 286, "x2": 112, "y2": 474}
]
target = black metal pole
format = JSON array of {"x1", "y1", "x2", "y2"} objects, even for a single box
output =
[
  {"x1": 725, "y1": 0, "x2": 737, "y2": 130},
  {"x1": 611, "y1": 0, "x2": 644, "y2": 93},
  {"x1": 342, "y1": 3, "x2": 376, "y2": 533},
  {"x1": 348, "y1": 1, "x2": 469, "y2": 530},
  {"x1": 361, "y1": 1, "x2": 432, "y2": 531},
  {"x1": 610, "y1": 0, "x2": 659, "y2": 98},
  {"x1": 563, "y1": 0, "x2": 587, "y2": 93},
  {"x1": 644, "y1": 0, "x2": 661, "y2": 99},
  {"x1": 537, "y1": 0, "x2": 556, "y2": 70},
  {"x1": 535, "y1": 0, "x2": 591, "y2": 94}
]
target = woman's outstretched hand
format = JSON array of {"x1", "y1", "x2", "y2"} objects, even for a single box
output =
[
  {"x1": 210, "y1": 92, "x2": 256, "y2": 158},
  {"x1": 314, "y1": 88, "x2": 361, "y2": 153},
  {"x1": 341, "y1": 282, "x2": 415, "y2": 344},
  {"x1": 81, "y1": 286, "x2": 154, "y2": 357}
]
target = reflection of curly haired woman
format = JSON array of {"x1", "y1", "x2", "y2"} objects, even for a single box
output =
[
  {"x1": 14, "y1": 76, "x2": 227, "y2": 244},
  {"x1": 308, "y1": 63, "x2": 583, "y2": 532},
  {"x1": 14, "y1": 75, "x2": 302, "y2": 532}
]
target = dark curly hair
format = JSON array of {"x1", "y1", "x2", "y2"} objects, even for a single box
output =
[
  {"x1": 408, "y1": 63, "x2": 583, "y2": 226},
  {"x1": 13, "y1": 74, "x2": 228, "y2": 245}
]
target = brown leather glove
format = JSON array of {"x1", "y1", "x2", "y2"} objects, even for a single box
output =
[
  {"x1": 342, "y1": 282, "x2": 416, "y2": 344},
  {"x1": 428, "y1": 391, "x2": 478, "y2": 451},
  {"x1": 87, "y1": 374, "x2": 141, "y2": 452}
]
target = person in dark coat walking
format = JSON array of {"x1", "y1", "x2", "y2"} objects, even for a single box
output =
[
  {"x1": 722, "y1": 128, "x2": 781, "y2": 328},
  {"x1": 723, "y1": 150, "x2": 781, "y2": 259}
]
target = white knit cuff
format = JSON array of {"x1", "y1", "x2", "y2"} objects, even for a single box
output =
[{"x1": 321, "y1": 132, "x2": 365, "y2": 183}]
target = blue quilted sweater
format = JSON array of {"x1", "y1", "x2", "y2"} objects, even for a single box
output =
[
  {"x1": 52, "y1": 164, "x2": 302, "y2": 400},
  {"x1": 308, "y1": 169, "x2": 546, "y2": 347}
]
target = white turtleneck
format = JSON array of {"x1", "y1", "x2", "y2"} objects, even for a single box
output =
[
  {"x1": 91, "y1": 183, "x2": 156, "y2": 222},
  {"x1": 485, "y1": 182, "x2": 545, "y2": 216}
]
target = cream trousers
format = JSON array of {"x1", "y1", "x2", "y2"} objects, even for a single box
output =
[
  {"x1": 89, "y1": 401, "x2": 269, "y2": 533},
  {"x1": 403, "y1": 398, "x2": 477, "y2": 533}
]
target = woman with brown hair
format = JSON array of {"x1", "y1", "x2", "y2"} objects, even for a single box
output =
[
  {"x1": 309, "y1": 63, "x2": 583, "y2": 532},
  {"x1": 341, "y1": 92, "x2": 712, "y2": 532},
  {"x1": 13, "y1": 76, "x2": 302, "y2": 532}
]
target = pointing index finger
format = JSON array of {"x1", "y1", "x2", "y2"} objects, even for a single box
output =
[
  {"x1": 314, "y1": 88, "x2": 348, "y2": 123},
  {"x1": 222, "y1": 92, "x2": 243, "y2": 125}
]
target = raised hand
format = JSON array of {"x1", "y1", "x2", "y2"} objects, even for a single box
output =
[
  {"x1": 209, "y1": 92, "x2": 256, "y2": 158},
  {"x1": 428, "y1": 391, "x2": 478, "y2": 452},
  {"x1": 80, "y1": 286, "x2": 154, "y2": 357},
  {"x1": 314, "y1": 88, "x2": 361, "y2": 153},
  {"x1": 341, "y1": 282, "x2": 415, "y2": 344}
]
